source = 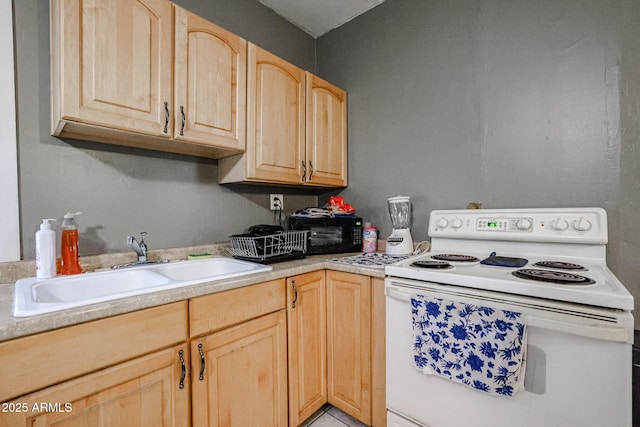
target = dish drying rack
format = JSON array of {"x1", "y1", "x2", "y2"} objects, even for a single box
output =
[{"x1": 228, "y1": 230, "x2": 309, "y2": 263}]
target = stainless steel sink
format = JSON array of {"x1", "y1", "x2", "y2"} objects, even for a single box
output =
[{"x1": 13, "y1": 257, "x2": 272, "y2": 317}]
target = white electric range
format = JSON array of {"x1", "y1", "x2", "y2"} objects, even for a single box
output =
[{"x1": 384, "y1": 207, "x2": 634, "y2": 427}]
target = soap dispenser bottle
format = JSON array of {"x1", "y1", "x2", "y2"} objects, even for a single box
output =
[
  {"x1": 60, "y1": 212, "x2": 83, "y2": 275},
  {"x1": 35, "y1": 218, "x2": 57, "y2": 279}
]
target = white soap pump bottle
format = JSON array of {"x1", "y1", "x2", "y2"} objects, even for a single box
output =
[{"x1": 36, "y1": 218, "x2": 57, "y2": 279}]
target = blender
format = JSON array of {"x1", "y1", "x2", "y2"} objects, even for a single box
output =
[{"x1": 386, "y1": 195, "x2": 414, "y2": 256}]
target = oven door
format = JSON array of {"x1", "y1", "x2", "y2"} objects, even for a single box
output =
[{"x1": 385, "y1": 277, "x2": 633, "y2": 427}]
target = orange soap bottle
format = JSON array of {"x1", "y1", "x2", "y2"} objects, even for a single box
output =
[{"x1": 60, "y1": 212, "x2": 82, "y2": 275}]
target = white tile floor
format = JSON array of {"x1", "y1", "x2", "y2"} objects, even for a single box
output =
[{"x1": 301, "y1": 405, "x2": 369, "y2": 427}]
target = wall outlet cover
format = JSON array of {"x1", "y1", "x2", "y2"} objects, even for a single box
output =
[{"x1": 270, "y1": 194, "x2": 283, "y2": 210}]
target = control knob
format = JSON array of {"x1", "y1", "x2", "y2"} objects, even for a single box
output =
[
  {"x1": 573, "y1": 217, "x2": 592, "y2": 232},
  {"x1": 551, "y1": 217, "x2": 569, "y2": 231},
  {"x1": 451, "y1": 218, "x2": 463, "y2": 229},
  {"x1": 436, "y1": 218, "x2": 449, "y2": 228},
  {"x1": 516, "y1": 218, "x2": 532, "y2": 230}
]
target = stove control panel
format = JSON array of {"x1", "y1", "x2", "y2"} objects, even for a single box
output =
[
  {"x1": 476, "y1": 217, "x2": 533, "y2": 232},
  {"x1": 429, "y1": 208, "x2": 607, "y2": 244}
]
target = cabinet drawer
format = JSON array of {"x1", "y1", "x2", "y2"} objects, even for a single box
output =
[
  {"x1": 0, "y1": 302, "x2": 188, "y2": 402},
  {"x1": 189, "y1": 279, "x2": 285, "y2": 337}
]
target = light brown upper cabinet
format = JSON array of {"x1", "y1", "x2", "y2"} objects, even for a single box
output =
[
  {"x1": 51, "y1": 0, "x2": 173, "y2": 137},
  {"x1": 219, "y1": 43, "x2": 347, "y2": 187},
  {"x1": 173, "y1": 5, "x2": 246, "y2": 151},
  {"x1": 305, "y1": 73, "x2": 348, "y2": 187},
  {"x1": 50, "y1": 0, "x2": 245, "y2": 159}
]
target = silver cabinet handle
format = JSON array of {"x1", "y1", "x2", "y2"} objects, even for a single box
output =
[
  {"x1": 180, "y1": 105, "x2": 186, "y2": 136},
  {"x1": 178, "y1": 350, "x2": 186, "y2": 389},
  {"x1": 291, "y1": 279, "x2": 299, "y2": 308},
  {"x1": 163, "y1": 101, "x2": 169, "y2": 134}
]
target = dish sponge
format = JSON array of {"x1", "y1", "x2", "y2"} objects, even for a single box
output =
[{"x1": 187, "y1": 252, "x2": 213, "y2": 260}]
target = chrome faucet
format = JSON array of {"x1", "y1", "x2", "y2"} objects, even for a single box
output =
[
  {"x1": 112, "y1": 232, "x2": 168, "y2": 269},
  {"x1": 127, "y1": 232, "x2": 148, "y2": 262}
]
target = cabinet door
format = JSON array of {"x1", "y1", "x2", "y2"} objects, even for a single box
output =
[
  {"x1": 287, "y1": 271, "x2": 327, "y2": 426},
  {"x1": 326, "y1": 271, "x2": 372, "y2": 425},
  {"x1": 305, "y1": 73, "x2": 348, "y2": 187},
  {"x1": 174, "y1": 6, "x2": 246, "y2": 151},
  {"x1": 0, "y1": 345, "x2": 190, "y2": 427},
  {"x1": 52, "y1": 0, "x2": 173, "y2": 137},
  {"x1": 246, "y1": 43, "x2": 306, "y2": 184},
  {"x1": 191, "y1": 310, "x2": 288, "y2": 427}
]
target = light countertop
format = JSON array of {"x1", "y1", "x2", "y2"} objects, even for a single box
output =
[{"x1": 0, "y1": 254, "x2": 385, "y2": 342}]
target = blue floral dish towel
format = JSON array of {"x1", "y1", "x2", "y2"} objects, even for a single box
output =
[{"x1": 411, "y1": 294, "x2": 527, "y2": 396}]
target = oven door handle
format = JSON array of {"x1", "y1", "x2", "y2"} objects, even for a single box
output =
[
  {"x1": 385, "y1": 285, "x2": 631, "y2": 343},
  {"x1": 526, "y1": 316, "x2": 630, "y2": 343},
  {"x1": 385, "y1": 285, "x2": 414, "y2": 302}
]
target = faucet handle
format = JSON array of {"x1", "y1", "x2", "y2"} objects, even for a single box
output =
[{"x1": 139, "y1": 232, "x2": 147, "y2": 243}]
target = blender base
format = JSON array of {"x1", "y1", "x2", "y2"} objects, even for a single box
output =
[{"x1": 385, "y1": 229, "x2": 414, "y2": 256}]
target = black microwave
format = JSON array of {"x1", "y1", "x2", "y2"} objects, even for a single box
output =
[{"x1": 289, "y1": 216, "x2": 363, "y2": 254}]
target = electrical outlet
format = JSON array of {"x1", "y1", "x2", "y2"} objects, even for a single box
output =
[{"x1": 270, "y1": 194, "x2": 283, "y2": 210}]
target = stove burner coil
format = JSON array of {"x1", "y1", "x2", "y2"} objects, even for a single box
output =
[
  {"x1": 411, "y1": 260, "x2": 453, "y2": 270},
  {"x1": 512, "y1": 268, "x2": 595, "y2": 285},
  {"x1": 533, "y1": 261, "x2": 586, "y2": 270},
  {"x1": 431, "y1": 254, "x2": 479, "y2": 262}
]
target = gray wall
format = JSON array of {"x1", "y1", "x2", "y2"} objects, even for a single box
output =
[
  {"x1": 13, "y1": 0, "x2": 640, "y2": 323},
  {"x1": 317, "y1": 0, "x2": 640, "y2": 322},
  {"x1": 14, "y1": 0, "x2": 318, "y2": 259}
]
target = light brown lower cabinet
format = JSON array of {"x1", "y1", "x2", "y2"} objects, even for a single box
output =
[
  {"x1": 326, "y1": 271, "x2": 386, "y2": 427},
  {"x1": 0, "y1": 272, "x2": 384, "y2": 427},
  {"x1": 287, "y1": 271, "x2": 328, "y2": 426},
  {"x1": 0, "y1": 302, "x2": 190, "y2": 427},
  {"x1": 0, "y1": 345, "x2": 191, "y2": 427},
  {"x1": 189, "y1": 279, "x2": 288, "y2": 427},
  {"x1": 191, "y1": 310, "x2": 288, "y2": 427}
]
